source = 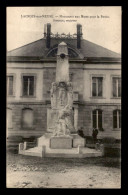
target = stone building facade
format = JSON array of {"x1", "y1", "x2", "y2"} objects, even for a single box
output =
[{"x1": 7, "y1": 24, "x2": 121, "y2": 140}]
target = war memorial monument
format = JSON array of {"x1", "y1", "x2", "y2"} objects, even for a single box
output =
[{"x1": 19, "y1": 42, "x2": 102, "y2": 158}]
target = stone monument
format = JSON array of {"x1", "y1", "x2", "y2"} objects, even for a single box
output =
[
  {"x1": 49, "y1": 42, "x2": 75, "y2": 149},
  {"x1": 19, "y1": 42, "x2": 97, "y2": 158}
]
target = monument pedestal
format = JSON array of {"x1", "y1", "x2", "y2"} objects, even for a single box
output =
[{"x1": 50, "y1": 136, "x2": 73, "y2": 149}]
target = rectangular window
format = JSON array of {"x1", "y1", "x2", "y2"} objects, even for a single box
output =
[
  {"x1": 113, "y1": 110, "x2": 121, "y2": 129},
  {"x1": 23, "y1": 76, "x2": 34, "y2": 96},
  {"x1": 93, "y1": 110, "x2": 102, "y2": 129},
  {"x1": 112, "y1": 77, "x2": 121, "y2": 97},
  {"x1": 92, "y1": 77, "x2": 103, "y2": 97},
  {"x1": 7, "y1": 76, "x2": 13, "y2": 96}
]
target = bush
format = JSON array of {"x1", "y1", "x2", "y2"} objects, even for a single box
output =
[
  {"x1": 7, "y1": 136, "x2": 23, "y2": 142},
  {"x1": 85, "y1": 136, "x2": 93, "y2": 144},
  {"x1": 102, "y1": 137, "x2": 116, "y2": 144},
  {"x1": 77, "y1": 129, "x2": 85, "y2": 138},
  {"x1": 104, "y1": 147, "x2": 121, "y2": 157},
  {"x1": 22, "y1": 136, "x2": 36, "y2": 143}
]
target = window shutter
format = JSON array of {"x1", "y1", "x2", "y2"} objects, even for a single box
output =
[
  {"x1": 118, "y1": 78, "x2": 121, "y2": 97},
  {"x1": 93, "y1": 110, "x2": 96, "y2": 128},
  {"x1": 92, "y1": 78, "x2": 96, "y2": 96},
  {"x1": 113, "y1": 78, "x2": 117, "y2": 97},
  {"x1": 29, "y1": 77, "x2": 34, "y2": 95},
  {"x1": 119, "y1": 110, "x2": 121, "y2": 128},
  {"x1": 98, "y1": 110, "x2": 102, "y2": 129},
  {"x1": 98, "y1": 78, "x2": 102, "y2": 96},
  {"x1": 113, "y1": 110, "x2": 117, "y2": 128},
  {"x1": 23, "y1": 80, "x2": 28, "y2": 96}
]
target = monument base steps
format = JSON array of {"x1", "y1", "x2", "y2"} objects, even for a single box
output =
[{"x1": 19, "y1": 134, "x2": 103, "y2": 158}]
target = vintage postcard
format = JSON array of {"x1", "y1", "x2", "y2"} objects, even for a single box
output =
[{"x1": 6, "y1": 6, "x2": 121, "y2": 188}]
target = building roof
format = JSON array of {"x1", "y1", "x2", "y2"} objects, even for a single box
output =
[{"x1": 7, "y1": 38, "x2": 121, "y2": 61}]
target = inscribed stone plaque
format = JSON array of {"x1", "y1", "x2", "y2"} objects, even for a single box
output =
[{"x1": 50, "y1": 136, "x2": 73, "y2": 149}]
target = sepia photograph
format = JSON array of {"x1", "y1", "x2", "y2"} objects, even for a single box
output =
[{"x1": 6, "y1": 6, "x2": 121, "y2": 188}]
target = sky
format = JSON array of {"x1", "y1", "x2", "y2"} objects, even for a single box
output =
[{"x1": 7, "y1": 6, "x2": 121, "y2": 54}]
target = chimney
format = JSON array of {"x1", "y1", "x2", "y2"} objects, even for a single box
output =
[
  {"x1": 77, "y1": 24, "x2": 82, "y2": 49},
  {"x1": 44, "y1": 24, "x2": 47, "y2": 38},
  {"x1": 46, "y1": 23, "x2": 51, "y2": 48}
]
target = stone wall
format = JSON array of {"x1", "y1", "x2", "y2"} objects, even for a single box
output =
[
  {"x1": 7, "y1": 62, "x2": 121, "y2": 140},
  {"x1": 7, "y1": 64, "x2": 44, "y2": 102},
  {"x1": 7, "y1": 103, "x2": 47, "y2": 138},
  {"x1": 77, "y1": 104, "x2": 121, "y2": 139},
  {"x1": 7, "y1": 107, "x2": 121, "y2": 139},
  {"x1": 83, "y1": 64, "x2": 121, "y2": 104},
  {"x1": 7, "y1": 103, "x2": 121, "y2": 140}
]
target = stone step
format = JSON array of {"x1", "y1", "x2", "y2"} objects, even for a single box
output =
[
  {"x1": 19, "y1": 146, "x2": 102, "y2": 158},
  {"x1": 45, "y1": 152, "x2": 102, "y2": 158},
  {"x1": 19, "y1": 147, "x2": 42, "y2": 157}
]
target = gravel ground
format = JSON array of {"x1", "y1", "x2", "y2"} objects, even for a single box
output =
[{"x1": 6, "y1": 150, "x2": 121, "y2": 189}]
